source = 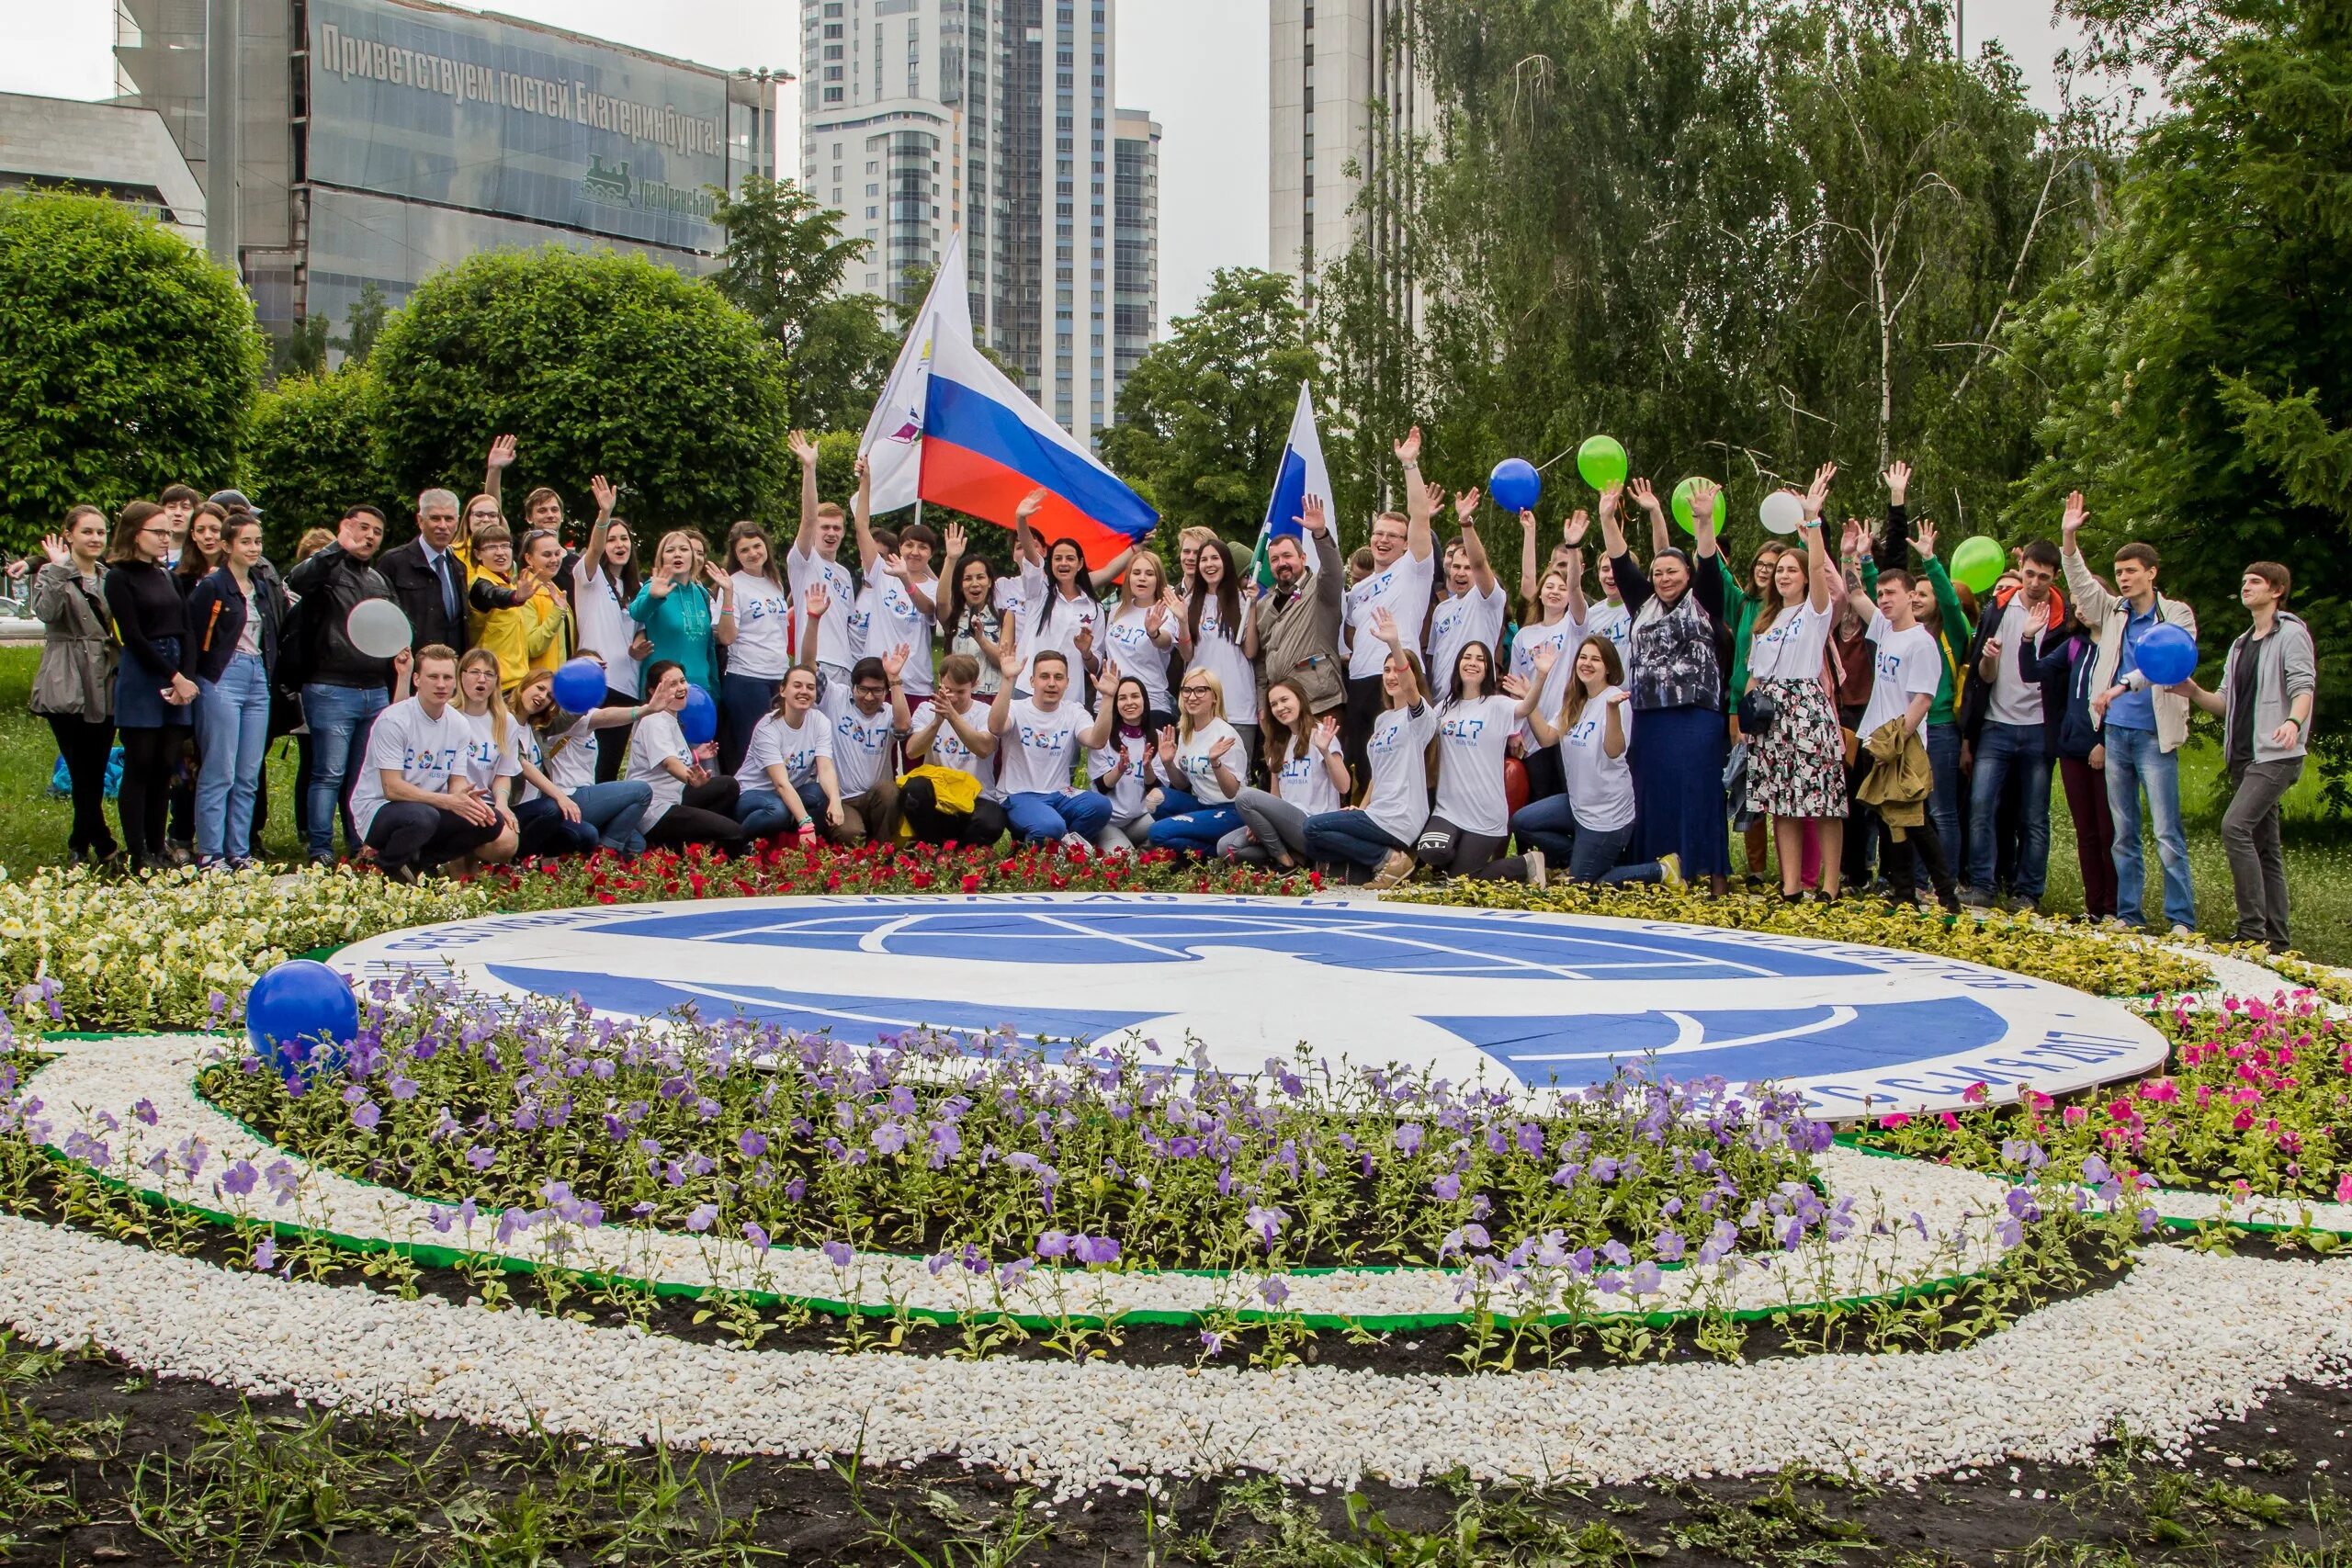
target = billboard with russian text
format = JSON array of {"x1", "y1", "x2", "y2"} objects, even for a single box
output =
[{"x1": 306, "y1": 0, "x2": 730, "y2": 252}]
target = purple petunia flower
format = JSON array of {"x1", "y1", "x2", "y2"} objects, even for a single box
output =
[
  {"x1": 1034, "y1": 1228, "x2": 1070, "y2": 1258},
  {"x1": 821, "y1": 1238, "x2": 854, "y2": 1269},
  {"x1": 1071, "y1": 1235, "x2": 1121, "y2": 1266},
  {"x1": 684, "y1": 1203, "x2": 718, "y2": 1233},
  {"x1": 1431, "y1": 1173, "x2": 1461, "y2": 1201},
  {"x1": 250, "y1": 1235, "x2": 276, "y2": 1270},
  {"x1": 220, "y1": 1159, "x2": 257, "y2": 1198}
]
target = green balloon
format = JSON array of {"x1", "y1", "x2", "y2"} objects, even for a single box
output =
[
  {"x1": 1951, "y1": 535, "x2": 2006, "y2": 595},
  {"x1": 1671, "y1": 476, "x2": 1716, "y2": 535},
  {"x1": 1577, "y1": 434, "x2": 1629, "y2": 491}
]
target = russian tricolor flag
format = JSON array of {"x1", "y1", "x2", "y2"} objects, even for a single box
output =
[
  {"x1": 915, "y1": 329, "x2": 1159, "y2": 568},
  {"x1": 1250, "y1": 382, "x2": 1336, "y2": 585}
]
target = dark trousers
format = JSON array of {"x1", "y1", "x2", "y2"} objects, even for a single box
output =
[
  {"x1": 2058, "y1": 755, "x2": 2118, "y2": 919},
  {"x1": 900, "y1": 777, "x2": 1009, "y2": 848},
  {"x1": 1861, "y1": 799, "x2": 1958, "y2": 910},
  {"x1": 645, "y1": 777, "x2": 750, "y2": 851},
  {"x1": 46, "y1": 713, "x2": 116, "y2": 858},
  {"x1": 168, "y1": 730, "x2": 198, "y2": 846},
  {"x1": 116, "y1": 726, "x2": 178, "y2": 864},
  {"x1": 362, "y1": 800, "x2": 500, "y2": 875},
  {"x1": 595, "y1": 686, "x2": 636, "y2": 784},
  {"x1": 1340, "y1": 673, "x2": 1384, "y2": 796},
  {"x1": 718, "y1": 671, "x2": 779, "y2": 777}
]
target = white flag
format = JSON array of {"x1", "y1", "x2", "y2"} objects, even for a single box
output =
[
  {"x1": 857, "y1": 230, "x2": 972, "y2": 513},
  {"x1": 1252, "y1": 382, "x2": 1336, "y2": 581}
]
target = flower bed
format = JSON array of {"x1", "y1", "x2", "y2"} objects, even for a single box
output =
[
  {"x1": 1395, "y1": 879, "x2": 2211, "y2": 998},
  {"x1": 1860, "y1": 992, "x2": 2352, "y2": 1208},
  {"x1": 198, "y1": 978, "x2": 1832, "y2": 1277},
  {"x1": 0, "y1": 865, "x2": 502, "y2": 1033}
]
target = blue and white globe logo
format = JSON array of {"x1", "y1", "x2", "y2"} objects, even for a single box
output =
[{"x1": 331, "y1": 893, "x2": 2169, "y2": 1116}]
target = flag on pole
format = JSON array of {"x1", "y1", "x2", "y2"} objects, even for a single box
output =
[
  {"x1": 917, "y1": 327, "x2": 1158, "y2": 568},
  {"x1": 1250, "y1": 382, "x2": 1336, "y2": 586},
  {"x1": 857, "y1": 231, "x2": 972, "y2": 514}
]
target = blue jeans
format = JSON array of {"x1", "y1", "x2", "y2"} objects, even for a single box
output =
[
  {"x1": 543, "y1": 780, "x2": 654, "y2": 855},
  {"x1": 2105, "y1": 725, "x2": 2194, "y2": 930},
  {"x1": 1924, "y1": 721, "x2": 1962, "y2": 866},
  {"x1": 1303, "y1": 808, "x2": 1408, "y2": 871},
  {"x1": 1967, "y1": 720, "x2": 2052, "y2": 898},
  {"x1": 1148, "y1": 789, "x2": 1243, "y2": 855},
  {"x1": 735, "y1": 780, "x2": 827, "y2": 839},
  {"x1": 1509, "y1": 796, "x2": 1657, "y2": 883},
  {"x1": 513, "y1": 795, "x2": 600, "y2": 858},
  {"x1": 196, "y1": 652, "x2": 271, "y2": 861},
  {"x1": 1004, "y1": 790, "x2": 1114, "y2": 842},
  {"x1": 718, "y1": 670, "x2": 782, "y2": 777},
  {"x1": 301, "y1": 682, "x2": 387, "y2": 859}
]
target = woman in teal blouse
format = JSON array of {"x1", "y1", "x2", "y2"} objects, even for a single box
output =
[{"x1": 628, "y1": 529, "x2": 735, "y2": 694}]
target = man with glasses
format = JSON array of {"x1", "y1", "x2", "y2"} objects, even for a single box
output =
[
  {"x1": 283, "y1": 504, "x2": 401, "y2": 863},
  {"x1": 1958, "y1": 538, "x2": 2066, "y2": 910}
]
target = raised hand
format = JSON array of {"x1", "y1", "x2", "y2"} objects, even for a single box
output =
[
  {"x1": 1154, "y1": 729, "x2": 1177, "y2": 764},
  {"x1": 1454, "y1": 488, "x2": 1482, "y2": 525},
  {"x1": 1840, "y1": 519, "x2": 1868, "y2": 561},
  {"x1": 1519, "y1": 508, "x2": 1537, "y2": 536},
  {"x1": 2063, "y1": 491, "x2": 2086, "y2": 542},
  {"x1": 1370, "y1": 605, "x2": 1400, "y2": 647},
  {"x1": 942, "y1": 521, "x2": 967, "y2": 558},
  {"x1": 800, "y1": 581, "x2": 830, "y2": 622},
  {"x1": 1499, "y1": 673, "x2": 1530, "y2": 699},
  {"x1": 590, "y1": 475, "x2": 617, "y2": 519},
  {"x1": 1883, "y1": 460, "x2": 1911, "y2": 505},
  {"x1": 1628, "y1": 477, "x2": 1662, "y2": 517},
  {"x1": 1908, "y1": 517, "x2": 1939, "y2": 559},
  {"x1": 40, "y1": 533, "x2": 69, "y2": 567},
  {"x1": 702, "y1": 562, "x2": 731, "y2": 593},
  {"x1": 1313, "y1": 713, "x2": 1340, "y2": 748},
  {"x1": 996, "y1": 617, "x2": 1023, "y2": 679},
  {"x1": 1074, "y1": 625, "x2": 1095, "y2": 660},
  {"x1": 1300, "y1": 495, "x2": 1328, "y2": 536},
  {"x1": 1208, "y1": 734, "x2": 1236, "y2": 761},
  {"x1": 883, "y1": 643, "x2": 910, "y2": 680},
  {"x1": 1598, "y1": 486, "x2": 1623, "y2": 525},
  {"x1": 1605, "y1": 688, "x2": 1631, "y2": 706},
  {"x1": 1689, "y1": 479, "x2": 1719, "y2": 529},
  {"x1": 1016, "y1": 487, "x2": 1049, "y2": 521},
  {"x1": 787, "y1": 429, "x2": 820, "y2": 468},
  {"x1": 487, "y1": 434, "x2": 517, "y2": 471},
  {"x1": 1564, "y1": 509, "x2": 1590, "y2": 547},
  {"x1": 1804, "y1": 463, "x2": 1837, "y2": 521},
  {"x1": 1145, "y1": 596, "x2": 1170, "y2": 636},
  {"x1": 1532, "y1": 644, "x2": 1560, "y2": 677},
  {"x1": 1394, "y1": 426, "x2": 1422, "y2": 467},
  {"x1": 880, "y1": 552, "x2": 910, "y2": 581},
  {"x1": 854, "y1": 453, "x2": 870, "y2": 484}
]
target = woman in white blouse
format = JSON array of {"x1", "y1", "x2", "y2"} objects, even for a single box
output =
[{"x1": 1219, "y1": 679, "x2": 1349, "y2": 868}]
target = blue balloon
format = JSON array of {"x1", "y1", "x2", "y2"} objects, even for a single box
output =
[
  {"x1": 551, "y1": 657, "x2": 605, "y2": 714},
  {"x1": 681, "y1": 683, "x2": 719, "y2": 747},
  {"x1": 245, "y1": 960, "x2": 358, "y2": 1077},
  {"x1": 1489, "y1": 457, "x2": 1543, "y2": 514},
  {"x1": 2133, "y1": 622, "x2": 2198, "y2": 687}
]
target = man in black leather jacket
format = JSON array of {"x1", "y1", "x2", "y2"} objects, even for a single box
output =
[{"x1": 283, "y1": 505, "x2": 401, "y2": 863}]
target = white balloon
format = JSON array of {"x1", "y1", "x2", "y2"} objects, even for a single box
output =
[
  {"x1": 1758, "y1": 491, "x2": 1805, "y2": 536},
  {"x1": 345, "y1": 599, "x2": 413, "y2": 660}
]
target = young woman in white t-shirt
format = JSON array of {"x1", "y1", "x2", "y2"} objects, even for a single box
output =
[
  {"x1": 512, "y1": 659, "x2": 662, "y2": 856},
  {"x1": 935, "y1": 524, "x2": 1012, "y2": 697},
  {"x1": 1510, "y1": 545, "x2": 1582, "y2": 804},
  {"x1": 1740, "y1": 502, "x2": 1848, "y2": 897},
  {"x1": 1102, "y1": 551, "x2": 1182, "y2": 723},
  {"x1": 1414, "y1": 641, "x2": 1521, "y2": 879},
  {"x1": 627, "y1": 660, "x2": 752, "y2": 852},
  {"x1": 1499, "y1": 637, "x2": 1677, "y2": 886},
  {"x1": 1146, "y1": 669, "x2": 1245, "y2": 855},
  {"x1": 1182, "y1": 540, "x2": 1261, "y2": 769},
  {"x1": 729, "y1": 664, "x2": 838, "y2": 848},
  {"x1": 717, "y1": 519, "x2": 795, "y2": 778},
  {"x1": 570, "y1": 507, "x2": 644, "y2": 783},
  {"x1": 1012, "y1": 488, "x2": 1139, "y2": 701},
  {"x1": 1219, "y1": 678, "x2": 1348, "y2": 868},
  {"x1": 452, "y1": 648, "x2": 524, "y2": 867},
  {"x1": 1089, "y1": 675, "x2": 1171, "y2": 852},
  {"x1": 1302, "y1": 606, "x2": 1436, "y2": 887}
]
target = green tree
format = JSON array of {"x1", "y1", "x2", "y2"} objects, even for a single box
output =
[
  {"x1": 244, "y1": 367, "x2": 384, "y2": 558},
  {"x1": 1316, "y1": 0, "x2": 2086, "y2": 561},
  {"x1": 2007, "y1": 0, "x2": 2352, "y2": 789},
  {"x1": 710, "y1": 174, "x2": 899, "y2": 430},
  {"x1": 0, "y1": 191, "x2": 264, "y2": 549},
  {"x1": 367, "y1": 247, "x2": 792, "y2": 530},
  {"x1": 1101, "y1": 267, "x2": 1321, "y2": 545},
  {"x1": 336, "y1": 281, "x2": 389, "y2": 367}
]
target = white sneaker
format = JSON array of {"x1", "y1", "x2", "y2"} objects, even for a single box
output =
[
  {"x1": 1061, "y1": 832, "x2": 1093, "y2": 856},
  {"x1": 2169, "y1": 922, "x2": 2195, "y2": 939},
  {"x1": 1525, "y1": 848, "x2": 1548, "y2": 889}
]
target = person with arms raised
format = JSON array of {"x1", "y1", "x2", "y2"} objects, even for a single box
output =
[
  {"x1": 901, "y1": 652, "x2": 1009, "y2": 847},
  {"x1": 1340, "y1": 430, "x2": 1438, "y2": 784},
  {"x1": 1012, "y1": 487, "x2": 1139, "y2": 703},
  {"x1": 571, "y1": 479, "x2": 643, "y2": 782},
  {"x1": 849, "y1": 455, "x2": 940, "y2": 702},
  {"x1": 628, "y1": 660, "x2": 752, "y2": 852},
  {"x1": 1843, "y1": 545, "x2": 1961, "y2": 912},
  {"x1": 2064, "y1": 492, "x2": 2200, "y2": 935},
  {"x1": 987, "y1": 617, "x2": 1119, "y2": 847},
  {"x1": 786, "y1": 430, "x2": 861, "y2": 718},
  {"x1": 1253, "y1": 494, "x2": 1345, "y2": 728},
  {"x1": 628, "y1": 531, "x2": 729, "y2": 698},
  {"x1": 1304, "y1": 607, "x2": 1436, "y2": 888},
  {"x1": 347, "y1": 644, "x2": 498, "y2": 882},
  {"x1": 1739, "y1": 466, "x2": 1846, "y2": 898},
  {"x1": 1147, "y1": 670, "x2": 1247, "y2": 855}
]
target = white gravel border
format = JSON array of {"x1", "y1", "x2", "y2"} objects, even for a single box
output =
[
  {"x1": 1, "y1": 1213, "x2": 2344, "y2": 1497},
  {"x1": 20, "y1": 1032, "x2": 2046, "y2": 1323}
]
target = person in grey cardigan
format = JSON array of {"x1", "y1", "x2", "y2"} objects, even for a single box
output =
[
  {"x1": 1252, "y1": 495, "x2": 1345, "y2": 725},
  {"x1": 2177, "y1": 560, "x2": 2316, "y2": 952},
  {"x1": 28, "y1": 506, "x2": 119, "y2": 863}
]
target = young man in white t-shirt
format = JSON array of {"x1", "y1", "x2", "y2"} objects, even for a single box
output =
[
  {"x1": 1845, "y1": 565, "x2": 1961, "y2": 911},
  {"x1": 1424, "y1": 487, "x2": 1509, "y2": 705},
  {"x1": 348, "y1": 645, "x2": 502, "y2": 881},
  {"x1": 1340, "y1": 427, "x2": 1438, "y2": 786},
  {"x1": 786, "y1": 430, "x2": 859, "y2": 719},
  {"x1": 849, "y1": 455, "x2": 939, "y2": 697},
  {"x1": 988, "y1": 626, "x2": 1118, "y2": 847}
]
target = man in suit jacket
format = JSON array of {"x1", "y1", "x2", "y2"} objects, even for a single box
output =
[{"x1": 377, "y1": 488, "x2": 470, "y2": 655}]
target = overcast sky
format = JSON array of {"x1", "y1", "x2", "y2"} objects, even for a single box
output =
[{"x1": 3, "y1": 0, "x2": 2089, "y2": 323}]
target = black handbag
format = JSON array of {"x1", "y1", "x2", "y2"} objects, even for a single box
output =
[{"x1": 1737, "y1": 684, "x2": 1780, "y2": 739}]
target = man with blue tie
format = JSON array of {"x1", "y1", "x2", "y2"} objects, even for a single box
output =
[{"x1": 378, "y1": 489, "x2": 472, "y2": 657}]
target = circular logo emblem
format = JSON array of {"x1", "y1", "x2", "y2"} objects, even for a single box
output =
[{"x1": 331, "y1": 894, "x2": 2168, "y2": 1115}]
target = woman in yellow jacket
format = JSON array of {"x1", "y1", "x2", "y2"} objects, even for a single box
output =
[{"x1": 467, "y1": 523, "x2": 571, "y2": 693}]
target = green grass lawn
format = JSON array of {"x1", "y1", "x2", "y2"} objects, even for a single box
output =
[{"x1": 6, "y1": 643, "x2": 2348, "y2": 964}]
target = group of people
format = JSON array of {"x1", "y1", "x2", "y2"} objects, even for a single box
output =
[{"x1": 20, "y1": 429, "x2": 2316, "y2": 946}]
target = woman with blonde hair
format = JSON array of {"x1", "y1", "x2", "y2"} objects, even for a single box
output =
[
  {"x1": 1146, "y1": 666, "x2": 1245, "y2": 854},
  {"x1": 510, "y1": 660, "x2": 659, "y2": 856},
  {"x1": 1102, "y1": 548, "x2": 1182, "y2": 724},
  {"x1": 1218, "y1": 676, "x2": 1347, "y2": 868},
  {"x1": 628, "y1": 529, "x2": 730, "y2": 696},
  {"x1": 450, "y1": 647, "x2": 523, "y2": 866}
]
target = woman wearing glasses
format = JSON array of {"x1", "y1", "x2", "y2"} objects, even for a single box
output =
[
  {"x1": 1146, "y1": 670, "x2": 1247, "y2": 855},
  {"x1": 103, "y1": 501, "x2": 200, "y2": 871}
]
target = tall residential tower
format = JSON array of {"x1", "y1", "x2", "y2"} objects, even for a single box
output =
[
  {"x1": 801, "y1": 0, "x2": 1155, "y2": 443},
  {"x1": 1267, "y1": 0, "x2": 1433, "y2": 293}
]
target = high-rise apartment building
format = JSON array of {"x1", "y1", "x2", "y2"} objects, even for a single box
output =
[
  {"x1": 1111, "y1": 107, "x2": 1159, "y2": 403},
  {"x1": 802, "y1": 0, "x2": 1154, "y2": 443},
  {"x1": 1267, "y1": 0, "x2": 1434, "y2": 293}
]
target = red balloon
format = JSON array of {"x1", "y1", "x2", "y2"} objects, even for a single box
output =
[{"x1": 1504, "y1": 757, "x2": 1531, "y2": 820}]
